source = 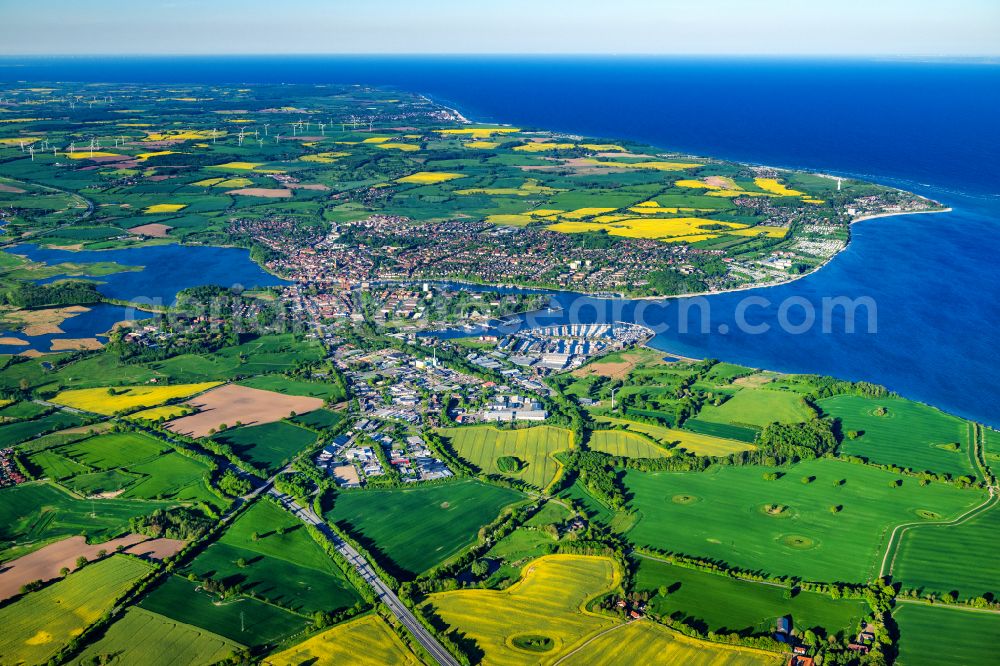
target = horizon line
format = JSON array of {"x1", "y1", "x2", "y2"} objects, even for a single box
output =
[{"x1": 1, "y1": 53, "x2": 999, "y2": 60}]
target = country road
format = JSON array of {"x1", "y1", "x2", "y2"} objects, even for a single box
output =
[{"x1": 269, "y1": 489, "x2": 461, "y2": 666}]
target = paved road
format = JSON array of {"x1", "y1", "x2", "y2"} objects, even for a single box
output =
[{"x1": 270, "y1": 490, "x2": 461, "y2": 666}]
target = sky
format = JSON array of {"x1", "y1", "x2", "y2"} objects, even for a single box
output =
[{"x1": 1, "y1": 0, "x2": 998, "y2": 57}]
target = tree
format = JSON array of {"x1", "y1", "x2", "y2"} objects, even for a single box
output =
[
  {"x1": 76, "y1": 556, "x2": 88, "y2": 569},
  {"x1": 470, "y1": 560, "x2": 490, "y2": 577}
]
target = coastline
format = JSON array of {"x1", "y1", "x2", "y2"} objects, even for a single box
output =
[{"x1": 422, "y1": 94, "x2": 955, "y2": 302}]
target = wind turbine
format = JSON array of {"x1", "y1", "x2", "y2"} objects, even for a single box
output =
[
  {"x1": 27, "y1": 145, "x2": 34, "y2": 161},
  {"x1": 212, "y1": 128, "x2": 218, "y2": 144},
  {"x1": 69, "y1": 141, "x2": 75, "y2": 155},
  {"x1": 264, "y1": 123, "x2": 269, "y2": 136}
]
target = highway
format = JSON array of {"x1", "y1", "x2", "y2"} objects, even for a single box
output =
[{"x1": 269, "y1": 489, "x2": 461, "y2": 666}]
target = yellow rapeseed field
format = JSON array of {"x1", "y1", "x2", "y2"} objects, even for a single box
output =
[
  {"x1": 513, "y1": 142, "x2": 576, "y2": 152},
  {"x1": 135, "y1": 151, "x2": 178, "y2": 161},
  {"x1": 463, "y1": 140, "x2": 499, "y2": 149},
  {"x1": 52, "y1": 382, "x2": 221, "y2": 415},
  {"x1": 675, "y1": 179, "x2": 720, "y2": 189},
  {"x1": 560, "y1": 207, "x2": 618, "y2": 220},
  {"x1": 596, "y1": 416, "x2": 755, "y2": 456},
  {"x1": 547, "y1": 217, "x2": 747, "y2": 241},
  {"x1": 0, "y1": 137, "x2": 41, "y2": 146},
  {"x1": 754, "y1": 177, "x2": 804, "y2": 197},
  {"x1": 486, "y1": 209, "x2": 565, "y2": 226},
  {"x1": 728, "y1": 226, "x2": 789, "y2": 239},
  {"x1": 802, "y1": 197, "x2": 826, "y2": 204},
  {"x1": 143, "y1": 130, "x2": 215, "y2": 141},
  {"x1": 396, "y1": 172, "x2": 464, "y2": 184},
  {"x1": 66, "y1": 152, "x2": 123, "y2": 159},
  {"x1": 126, "y1": 404, "x2": 193, "y2": 422},
  {"x1": 706, "y1": 189, "x2": 771, "y2": 198},
  {"x1": 580, "y1": 143, "x2": 625, "y2": 151},
  {"x1": 299, "y1": 151, "x2": 350, "y2": 164},
  {"x1": 210, "y1": 161, "x2": 262, "y2": 170},
  {"x1": 561, "y1": 621, "x2": 783, "y2": 666},
  {"x1": 376, "y1": 142, "x2": 420, "y2": 151},
  {"x1": 426, "y1": 555, "x2": 621, "y2": 666},
  {"x1": 265, "y1": 615, "x2": 419, "y2": 666},
  {"x1": 143, "y1": 204, "x2": 187, "y2": 214},
  {"x1": 436, "y1": 127, "x2": 520, "y2": 139},
  {"x1": 192, "y1": 177, "x2": 253, "y2": 188},
  {"x1": 362, "y1": 136, "x2": 392, "y2": 143}
]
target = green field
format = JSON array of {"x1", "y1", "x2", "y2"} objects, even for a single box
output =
[
  {"x1": 893, "y1": 602, "x2": 1000, "y2": 665},
  {"x1": 0, "y1": 555, "x2": 152, "y2": 665},
  {"x1": 184, "y1": 500, "x2": 360, "y2": 614},
  {"x1": 820, "y1": 395, "x2": 976, "y2": 478},
  {"x1": 893, "y1": 499, "x2": 1000, "y2": 599},
  {"x1": 291, "y1": 408, "x2": 343, "y2": 430},
  {"x1": 74, "y1": 607, "x2": 244, "y2": 666},
  {"x1": 587, "y1": 429, "x2": 671, "y2": 458},
  {"x1": 634, "y1": 555, "x2": 868, "y2": 636},
  {"x1": 596, "y1": 416, "x2": 755, "y2": 456},
  {"x1": 29, "y1": 448, "x2": 90, "y2": 479},
  {"x1": 56, "y1": 431, "x2": 169, "y2": 469},
  {"x1": 437, "y1": 425, "x2": 571, "y2": 490},
  {"x1": 0, "y1": 410, "x2": 83, "y2": 446},
  {"x1": 621, "y1": 459, "x2": 986, "y2": 582},
  {"x1": 140, "y1": 575, "x2": 309, "y2": 646},
  {"x1": 327, "y1": 479, "x2": 524, "y2": 577},
  {"x1": 22, "y1": 335, "x2": 325, "y2": 393},
  {"x1": 560, "y1": 479, "x2": 618, "y2": 525},
  {"x1": 696, "y1": 389, "x2": 813, "y2": 428},
  {"x1": 25, "y1": 429, "x2": 222, "y2": 508},
  {"x1": 120, "y1": 452, "x2": 221, "y2": 506},
  {"x1": 0, "y1": 482, "x2": 172, "y2": 559},
  {"x1": 238, "y1": 374, "x2": 346, "y2": 402},
  {"x1": 683, "y1": 418, "x2": 760, "y2": 443},
  {"x1": 214, "y1": 421, "x2": 317, "y2": 474}
]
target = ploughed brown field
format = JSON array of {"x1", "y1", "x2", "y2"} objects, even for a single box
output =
[
  {"x1": 0, "y1": 534, "x2": 147, "y2": 601},
  {"x1": 165, "y1": 383, "x2": 323, "y2": 438}
]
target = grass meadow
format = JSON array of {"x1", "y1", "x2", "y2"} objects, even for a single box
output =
[
  {"x1": 696, "y1": 389, "x2": 814, "y2": 428},
  {"x1": 213, "y1": 421, "x2": 317, "y2": 474},
  {"x1": 184, "y1": 500, "x2": 360, "y2": 614},
  {"x1": 634, "y1": 555, "x2": 868, "y2": 636},
  {"x1": 893, "y1": 500, "x2": 1000, "y2": 599},
  {"x1": 893, "y1": 602, "x2": 1000, "y2": 665},
  {"x1": 821, "y1": 395, "x2": 976, "y2": 478},
  {"x1": 139, "y1": 575, "x2": 308, "y2": 647},
  {"x1": 622, "y1": 459, "x2": 986, "y2": 582},
  {"x1": 327, "y1": 479, "x2": 524, "y2": 577}
]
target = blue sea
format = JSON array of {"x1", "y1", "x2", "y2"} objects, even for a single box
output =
[{"x1": 1, "y1": 56, "x2": 997, "y2": 425}]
